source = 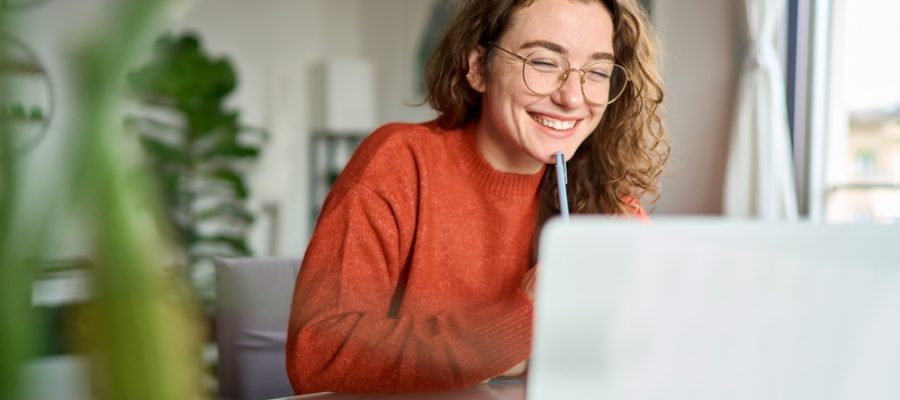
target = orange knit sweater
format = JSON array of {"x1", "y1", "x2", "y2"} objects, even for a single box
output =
[{"x1": 286, "y1": 121, "x2": 543, "y2": 393}]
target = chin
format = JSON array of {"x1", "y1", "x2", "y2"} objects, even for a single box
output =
[
  {"x1": 533, "y1": 149, "x2": 563, "y2": 165},
  {"x1": 548, "y1": 145, "x2": 581, "y2": 163}
]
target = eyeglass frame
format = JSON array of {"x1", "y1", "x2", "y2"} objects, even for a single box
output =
[{"x1": 489, "y1": 43, "x2": 631, "y2": 105}]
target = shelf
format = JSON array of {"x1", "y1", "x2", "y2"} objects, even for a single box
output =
[{"x1": 309, "y1": 130, "x2": 367, "y2": 227}]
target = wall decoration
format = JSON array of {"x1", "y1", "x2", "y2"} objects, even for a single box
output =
[{"x1": 0, "y1": 31, "x2": 54, "y2": 155}]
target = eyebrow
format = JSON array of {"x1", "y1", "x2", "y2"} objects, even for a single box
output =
[{"x1": 519, "y1": 40, "x2": 616, "y2": 62}]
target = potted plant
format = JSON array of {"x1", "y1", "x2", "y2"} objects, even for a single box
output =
[{"x1": 125, "y1": 33, "x2": 265, "y2": 307}]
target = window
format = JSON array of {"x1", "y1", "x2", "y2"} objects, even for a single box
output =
[{"x1": 796, "y1": 0, "x2": 900, "y2": 223}]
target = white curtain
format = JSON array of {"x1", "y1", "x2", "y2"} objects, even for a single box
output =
[{"x1": 723, "y1": 0, "x2": 799, "y2": 220}]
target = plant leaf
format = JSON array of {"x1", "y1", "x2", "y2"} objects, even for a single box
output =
[
  {"x1": 203, "y1": 168, "x2": 248, "y2": 199},
  {"x1": 138, "y1": 135, "x2": 186, "y2": 164}
]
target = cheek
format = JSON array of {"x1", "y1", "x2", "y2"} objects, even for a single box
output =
[
  {"x1": 489, "y1": 72, "x2": 533, "y2": 106},
  {"x1": 592, "y1": 105, "x2": 608, "y2": 120},
  {"x1": 584, "y1": 108, "x2": 607, "y2": 133}
]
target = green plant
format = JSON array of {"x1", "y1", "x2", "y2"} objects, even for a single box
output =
[
  {"x1": 125, "y1": 33, "x2": 264, "y2": 305},
  {"x1": 2, "y1": 0, "x2": 205, "y2": 399}
]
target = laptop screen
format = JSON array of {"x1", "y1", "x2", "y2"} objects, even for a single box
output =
[{"x1": 528, "y1": 217, "x2": 900, "y2": 400}]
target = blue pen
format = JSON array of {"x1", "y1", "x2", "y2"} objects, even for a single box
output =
[{"x1": 554, "y1": 151, "x2": 569, "y2": 220}]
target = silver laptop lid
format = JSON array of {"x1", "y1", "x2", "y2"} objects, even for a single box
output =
[{"x1": 529, "y1": 217, "x2": 900, "y2": 400}]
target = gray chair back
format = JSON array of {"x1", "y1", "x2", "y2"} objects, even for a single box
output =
[{"x1": 214, "y1": 257, "x2": 301, "y2": 400}]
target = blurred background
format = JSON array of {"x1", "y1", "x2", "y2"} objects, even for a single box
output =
[{"x1": 3, "y1": 0, "x2": 898, "y2": 399}]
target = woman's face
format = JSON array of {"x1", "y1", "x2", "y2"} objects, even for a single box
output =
[{"x1": 467, "y1": 0, "x2": 615, "y2": 174}]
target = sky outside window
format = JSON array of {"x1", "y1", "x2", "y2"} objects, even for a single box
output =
[{"x1": 844, "y1": 1, "x2": 900, "y2": 112}]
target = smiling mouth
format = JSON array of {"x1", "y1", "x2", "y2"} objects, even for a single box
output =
[{"x1": 530, "y1": 113, "x2": 577, "y2": 131}]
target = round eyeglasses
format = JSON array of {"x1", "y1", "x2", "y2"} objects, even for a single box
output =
[{"x1": 492, "y1": 44, "x2": 630, "y2": 105}]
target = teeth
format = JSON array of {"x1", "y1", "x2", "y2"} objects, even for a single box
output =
[{"x1": 532, "y1": 114, "x2": 576, "y2": 130}]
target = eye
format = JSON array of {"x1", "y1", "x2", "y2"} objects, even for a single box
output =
[
  {"x1": 587, "y1": 70, "x2": 610, "y2": 81},
  {"x1": 585, "y1": 65, "x2": 614, "y2": 82},
  {"x1": 527, "y1": 58, "x2": 562, "y2": 72}
]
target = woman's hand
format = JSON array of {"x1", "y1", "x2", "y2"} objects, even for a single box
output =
[
  {"x1": 521, "y1": 264, "x2": 539, "y2": 301},
  {"x1": 499, "y1": 360, "x2": 528, "y2": 377}
]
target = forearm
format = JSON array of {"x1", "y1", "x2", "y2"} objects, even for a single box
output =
[{"x1": 286, "y1": 294, "x2": 532, "y2": 393}]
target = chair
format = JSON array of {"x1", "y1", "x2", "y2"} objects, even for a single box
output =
[{"x1": 214, "y1": 257, "x2": 301, "y2": 400}]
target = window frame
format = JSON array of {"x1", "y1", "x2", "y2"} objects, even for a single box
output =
[{"x1": 785, "y1": 0, "x2": 836, "y2": 221}]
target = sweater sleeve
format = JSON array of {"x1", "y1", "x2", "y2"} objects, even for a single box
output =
[{"x1": 286, "y1": 181, "x2": 533, "y2": 394}]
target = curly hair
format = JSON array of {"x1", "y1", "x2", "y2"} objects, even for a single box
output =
[{"x1": 424, "y1": 0, "x2": 670, "y2": 230}]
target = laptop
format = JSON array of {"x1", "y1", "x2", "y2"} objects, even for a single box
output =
[{"x1": 528, "y1": 217, "x2": 900, "y2": 400}]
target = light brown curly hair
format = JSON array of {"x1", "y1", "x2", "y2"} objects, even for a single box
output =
[{"x1": 424, "y1": 0, "x2": 669, "y2": 234}]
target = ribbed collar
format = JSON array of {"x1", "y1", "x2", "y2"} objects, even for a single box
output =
[{"x1": 450, "y1": 123, "x2": 545, "y2": 200}]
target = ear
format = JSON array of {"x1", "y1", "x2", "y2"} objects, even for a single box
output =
[{"x1": 466, "y1": 46, "x2": 487, "y2": 93}]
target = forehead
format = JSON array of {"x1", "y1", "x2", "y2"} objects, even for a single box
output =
[{"x1": 502, "y1": 0, "x2": 614, "y2": 56}]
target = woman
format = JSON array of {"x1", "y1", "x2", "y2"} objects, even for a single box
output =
[{"x1": 286, "y1": 0, "x2": 668, "y2": 393}]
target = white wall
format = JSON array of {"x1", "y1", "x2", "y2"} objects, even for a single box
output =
[
  {"x1": 360, "y1": 0, "x2": 439, "y2": 125},
  {"x1": 653, "y1": 0, "x2": 739, "y2": 215}
]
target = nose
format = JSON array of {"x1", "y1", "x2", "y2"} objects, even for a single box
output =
[{"x1": 551, "y1": 69, "x2": 585, "y2": 108}]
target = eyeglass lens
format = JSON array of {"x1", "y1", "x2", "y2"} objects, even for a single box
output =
[{"x1": 522, "y1": 50, "x2": 627, "y2": 105}]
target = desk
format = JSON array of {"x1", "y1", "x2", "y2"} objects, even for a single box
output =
[{"x1": 270, "y1": 379, "x2": 525, "y2": 400}]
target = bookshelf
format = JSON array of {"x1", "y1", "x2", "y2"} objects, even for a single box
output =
[{"x1": 308, "y1": 130, "x2": 367, "y2": 228}]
